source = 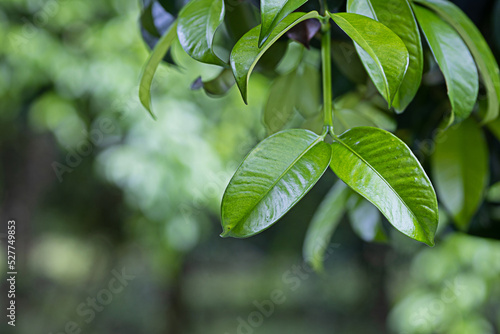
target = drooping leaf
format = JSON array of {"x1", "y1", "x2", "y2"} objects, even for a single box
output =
[
  {"x1": 328, "y1": 12, "x2": 409, "y2": 108},
  {"x1": 259, "y1": 0, "x2": 308, "y2": 47},
  {"x1": 140, "y1": 0, "x2": 177, "y2": 65},
  {"x1": 230, "y1": 11, "x2": 321, "y2": 103},
  {"x1": 414, "y1": 0, "x2": 500, "y2": 123},
  {"x1": 303, "y1": 180, "x2": 350, "y2": 272},
  {"x1": 177, "y1": 0, "x2": 226, "y2": 66},
  {"x1": 347, "y1": 0, "x2": 423, "y2": 113},
  {"x1": 191, "y1": 69, "x2": 235, "y2": 96},
  {"x1": 221, "y1": 129, "x2": 332, "y2": 238},
  {"x1": 431, "y1": 119, "x2": 489, "y2": 230},
  {"x1": 413, "y1": 5, "x2": 478, "y2": 124},
  {"x1": 139, "y1": 21, "x2": 178, "y2": 119},
  {"x1": 330, "y1": 127, "x2": 438, "y2": 246},
  {"x1": 347, "y1": 193, "x2": 387, "y2": 243}
]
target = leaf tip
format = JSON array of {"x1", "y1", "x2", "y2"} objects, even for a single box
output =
[{"x1": 220, "y1": 228, "x2": 232, "y2": 238}]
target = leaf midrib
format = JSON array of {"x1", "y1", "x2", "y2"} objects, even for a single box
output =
[
  {"x1": 231, "y1": 135, "x2": 324, "y2": 230},
  {"x1": 334, "y1": 136, "x2": 425, "y2": 236}
]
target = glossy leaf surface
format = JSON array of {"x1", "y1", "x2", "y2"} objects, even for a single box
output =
[
  {"x1": 414, "y1": 0, "x2": 500, "y2": 123},
  {"x1": 230, "y1": 11, "x2": 320, "y2": 103},
  {"x1": 303, "y1": 181, "x2": 349, "y2": 272},
  {"x1": 330, "y1": 127, "x2": 438, "y2": 246},
  {"x1": 413, "y1": 5, "x2": 478, "y2": 123},
  {"x1": 328, "y1": 12, "x2": 409, "y2": 108},
  {"x1": 259, "y1": 0, "x2": 308, "y2": 47},
  {"x1": 139, "y1": 21, "x2": 178, "y2": 119},
  {"x1": 177, "y1": 0, "x2": 226, "y2": 66},
  {"x1": 221, "y1": 129, "x2": 332, "y2": 238},
  {"x1": 431, "y1": 119, "x2": 489, "y2": 230},
  {"x1": 347, "y1": 0, "x2": 423, "y2": 113}
]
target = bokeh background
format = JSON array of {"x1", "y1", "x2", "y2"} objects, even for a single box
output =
[{"x1": 1, "y1": 0, "x2": 500, "y2": 333}]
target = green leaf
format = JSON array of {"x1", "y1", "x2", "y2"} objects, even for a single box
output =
[
  {"x1": 413, "y1": 5, "x2": 478, "y2": 123},
  {"x1": 431, "y1": 119, "x2": 489, "y2": 230},
  {"x1": 295, "y1": 64, "x2": 321, "y2": 118},
  {"x1": 487, "y1": 182, "x2": 500, "y2": 203},
  {"x1": 259, "y1": 0, "x2": 308, "y2": 47},
  {"x1": 221, "y1": 129, "x2": 332, "y2": 238},
  {"x1": 414, "y1": 0, "x2": 500, "y2": 123},
  {"x1": 487, "y1": 118, "x2": 500, "y2": 141},
  {"x1": 347, "y1": 0, "x2": 423, "y2": 113},
  {"x1": 139, "y1": 21, "x2": 178, "y2": 120},
  {"x1": 333, "y1": 92, "x2": 396, "y2": 133},
  {"x1": 192, "y1": 69, "x2": 235, "y2": 96},
  {"x1": 177, "y1": 0, "x2": 226, "y2": 66},
  {"x1": 330, "y1": 127, "x2": 438, "y2": 246},
  {"x1": 230, "y1": 11, "x2": 321, "y2": 104},
  {"x1": 328, "y1": 12, "x2": 409, "y2": 108},
  {"x1": 347, "y1": 194, "x2": 387, "y2": 243},
  {"x1": 263, "y1": 70, "x2": 301, "y2": 134},
  {"x1": 303, "y1": 180, "x2": 350, "y2": 272}
]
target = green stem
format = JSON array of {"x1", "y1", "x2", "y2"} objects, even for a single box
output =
[{"x1": 321, "y1": 18, "x2": 334, "y2": 134}]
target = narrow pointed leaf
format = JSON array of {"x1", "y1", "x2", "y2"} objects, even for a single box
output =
[
  {"x1": 177, "y1": 0, "x2": 226, "y2": 66},
  {"x1": 259, "y1": 0, "x2": 308, "y2": 47},
  {"x1": 431, "y1": 119, "x2": 489, "y2": 230},
  {"x1": 221, "y1": 129, "x2": 332, "y2": 238},
  {"x1": 347, "y1": 0, "x2": 423, "y2": 113},
  {"x1": 347, "y1": 194, "x2": 387, "y2": 243},
  {"x1": 328, "y1": 13, "x2": 409, "y2": 108},
  {"x1": 330, "y1": 127, "x2": 438, "y2": 246},
  {"x1": 230, "y1": 11, "x2": 321, "y2": 103},
  {"x1": 303, "y1": 181, "x2": 350, "y2": 272},
  {"x1": 413, "y1": 5, "x2": 478, "y2": 123},
  {"x1": 414, "y1": 0, "x2": 500, "y2": 123},
  {"x1": 139, "y1": 21, "x2": 178, "y2": 119}
]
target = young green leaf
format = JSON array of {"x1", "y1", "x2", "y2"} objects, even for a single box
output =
[
  {"x1": 413, "y1": 5, "x2": 478, "y2": 124},
  {"x1": 347, "y1": 194, "x2": 387, "y2": 243},
  {"x1": 303, "y1": 181, "x2": 350, "y2": 272},
  {"x1": 328, "y1": 12, "x2": 409, "y2": 108},
  {"x1": 177, "y1": 0, "x2": 226, "y2": 66},
  {"x1": 347, "y1": 0, "x2": 423, "y2": 113},
  {"x1": 414, "y1": 0, "x2": 500, "y2": 123},
  {"x1": 230, "y1": 11, "x2": 321, "y2": 103},
  {"x1": 221, "y1": 129, "x2": 332, "y2": 238},
  {"x1": 139, "y1": 21, "x2": 178, "y2": 120},
  {"x1": 259, "y1": 0, "x2": 308, "y2": 47},
  {"x1": 431, "y1": 119, "x2": 489, "y2": 230},
  {"x1": 330, "y1": 127, "x2": 438, "y2": 246}
]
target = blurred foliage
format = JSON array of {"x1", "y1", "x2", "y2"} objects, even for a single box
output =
[{"x1": 0, "y1": 0, "x2": 499, "y2": 334}]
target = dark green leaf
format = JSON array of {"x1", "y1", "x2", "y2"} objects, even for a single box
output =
[
  {"x1": 230, "y1": 11, "x2": 321, "y2": 103},
  {"x1": 303, "y1": 180, "x2": 350, "y2": 272},
  {"x1": 487, "y1": 118, "x2": 500, "y2": 141},
  {"x1": 331, "y1": 40, "x2": 367, "y2": 84},
  {"x1": 139, "y1": 21, "x2": 178, "y2": 119},
  {"x1": 414, "y1": 0, "x2": 500, "y2": 123},
  {"x1": 488, "y1": 182, "x2": 500, "y2": 203},
  {"x1": 431, "y1": 119, "x2": 489, "y2": 230},
  {"x1": 347, "y1": 0, "x2": 423, "y2": 113},
  {"x1": 221, "y1": 129, "x2": 332, "y2": 238},
  {"x1": 191, "y1": 69, "x2": 235, "y2": 96},
  {"x1": 330, "y1": 127, "x2": 438, "y2": 246},
  {"x1": 177, "y1": 0, "x2": 226, "y2": 66},
  {"x1": 259, "y1": 0, "x2": 308, "y2": 47},
  {"x1": 413, "y1": 5, "x2": 478, "y2": 124},
  {"x1": 347, "y1": 194, "x2": 387, "y2": 243},
  {"x1": 328, "y1": 12, "x2": 409, "y2": 108}
]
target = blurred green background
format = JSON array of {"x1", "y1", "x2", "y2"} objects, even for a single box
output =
[{"x1": 1, "y1": 0, "x2": 500, "y2": 333}]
